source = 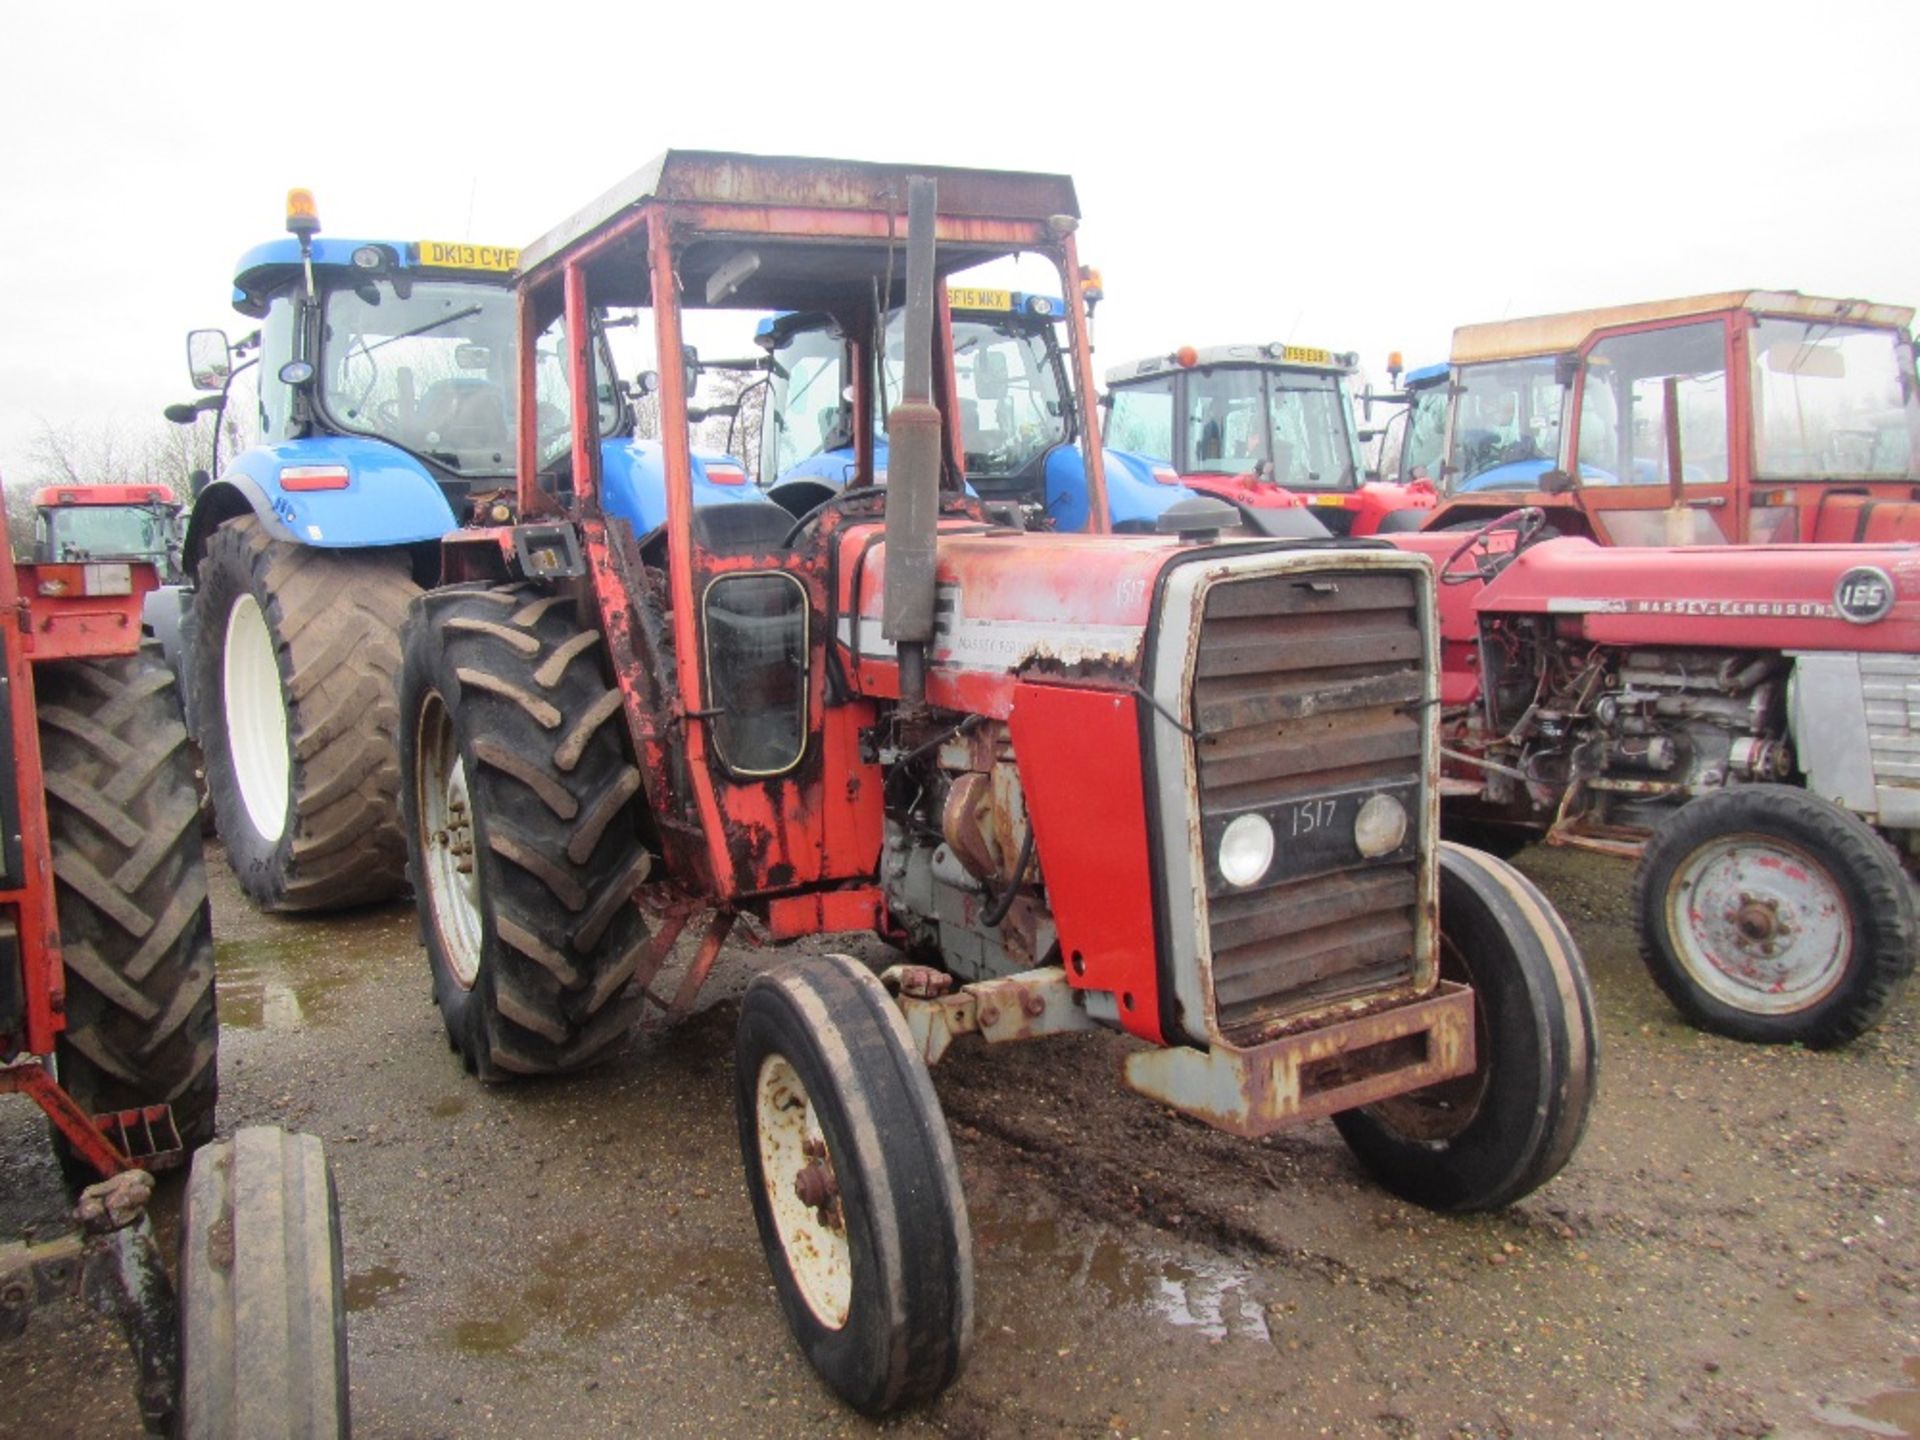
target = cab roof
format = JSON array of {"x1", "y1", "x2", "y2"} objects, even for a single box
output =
[
  {"x1": 1453, "y1": 290, "x2": 1915, "y2": 366},
  {"x1": 230, "y1": 236, "x2": 517, "y2": 315},
  {"x1": 517, "y1": 150, "x2": 1081, "y2": 314},
  {"x1": 1106, "y1": 341, "x2": 1356, "y2": 387}
]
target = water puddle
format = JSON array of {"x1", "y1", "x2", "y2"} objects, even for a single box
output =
[
  {"x1": 1815, "y1": 1356, "x2": 1920, "y2": 1438},
  {"x1": 428, "y1": 1095, "x2": 469, "y2": 1119},
  {"x1": 973, "y1": 1201, "x2": 1271, "y2": 1342},
  {"x1": 345, "y1": 1264, "x2": 409, "y2": 1313},
  {"x1": 214, "y1": 933, "x2": 358, "y2": 1031}
]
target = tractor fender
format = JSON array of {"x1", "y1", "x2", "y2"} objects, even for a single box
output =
[
  {"x1": 601, "y1": 437, "x2": 777, "y2": 535},
  {"x1": 1050, "y1": 447, "x2": 1194, "y2": 533},
  {"x1": 184, "y1": 437, "x2": 458, "y2": 573}
]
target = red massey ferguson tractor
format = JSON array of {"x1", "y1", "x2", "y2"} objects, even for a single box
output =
[
  {"x1": 1392, "y1": 517, "x2": 1920, "y2": 1049},
  {"x1": 0, "y1": 499, "x2": 346, "y2": 1434},
  {"x1": 396, "y1": 151, "x2": 1598, "y2": 1414},
  {"x1": 1408, "y1": 290, "x2": 1920, "y2": 544}
]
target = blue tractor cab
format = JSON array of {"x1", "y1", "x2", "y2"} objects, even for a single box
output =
[
  {"x1": 757, "y1": 288, "x2": 1196, "y2": 532},
  {"x1": 168, "y1": 191, "x2": 768, "y2": 914}
]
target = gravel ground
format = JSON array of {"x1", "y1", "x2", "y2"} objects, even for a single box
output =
[{"x1": 3, "y1": 841, "x2": 1916, "y2": 1439}]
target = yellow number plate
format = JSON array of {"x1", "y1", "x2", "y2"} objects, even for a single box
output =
[
  {"x1": 416, "y1": 240, "x2": 521, "y2": 272},
  {"x1": 1279, "y1": 345, "x2": 1334, "y2": 366},
  {"x1": 948, "y1": 286, "x2": 1013, "y2": 311}
]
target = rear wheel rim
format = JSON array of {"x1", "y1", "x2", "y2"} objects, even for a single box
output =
[
  {"x1": 223, "y1": 594, "x2": 291, "y2": 842},
  {"x1": 756, "y1": 1054, "x2": 852, "y2": 1329},
  {"x1": 417, "y1": 692, "x2": 484, "y2": 989},
  {"x1": 1663, "y1": 832, "x2": 1850, "y2": 1014}
]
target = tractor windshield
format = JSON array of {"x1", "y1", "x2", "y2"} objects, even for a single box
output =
[
  {"x1": 40, "y1": 503, "x2": 172, "y2": 563},
  {"x1": 1401, "y1": 378, "x2": 1447, "y2": 484},
  {"x1": 1445, "y1": 358, "x2": 1565, "y2": 491},
  {"x1": 1185, "y1": 367, "x2": 1358, "y2": 488},
  {"x1": 885, "y1": 314, "x2": 1070, "y2": 482},
  {"x1": 759, "y1": 323, "x2": 850, "y2": 486},
  {"x1": 320, "y1": 277, "x2": 517, "y2": 476},
  {"x1": 1750, "y1": 319, "x2": 1920, "y2": 480}
]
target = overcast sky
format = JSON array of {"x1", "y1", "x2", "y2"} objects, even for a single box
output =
[{"x1": 3, "y1": 0, "x2": 1915, "y2": 485}]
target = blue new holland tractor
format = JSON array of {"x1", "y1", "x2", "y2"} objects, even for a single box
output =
[{"x1": 168, "y1": 191, "x2": 766, "y2": 910}]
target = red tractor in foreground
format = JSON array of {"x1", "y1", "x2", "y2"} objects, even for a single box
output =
[
  {"x1": 0, "y1": 496, "x2": 346, "y2": 1434},
  {"x1": 397, "y1": 151, "x2": 1597, "y2": 1414},
  {"x1": 1394, "y1": 517, "x2": 1920, "y2": 1048}
]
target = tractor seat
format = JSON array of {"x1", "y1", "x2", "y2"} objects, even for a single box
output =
[{"x1": 691, "y1": 502, "x2": 794, "y2": 554}]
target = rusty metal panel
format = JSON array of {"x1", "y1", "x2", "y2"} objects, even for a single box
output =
[
  {"x1": 1121, "y1": 982, "x2": 1475, "y2": 1139},
  {"x1": 519, "y1": 151, "x2": 1078, "y2": 277}
]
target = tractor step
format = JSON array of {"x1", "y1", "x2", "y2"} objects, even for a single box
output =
[{"x1": 97, "y1": 1106, "x2": 185, "y2": 1171}]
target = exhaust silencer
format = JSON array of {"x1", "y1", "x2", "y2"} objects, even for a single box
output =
[{"x1": 883, "y1": 175, "x2": 941, "y2": 713}]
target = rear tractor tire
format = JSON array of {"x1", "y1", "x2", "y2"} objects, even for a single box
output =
[
  {"x1": 399, "y1": 586, "x2": 649, "y2": 1079},
  {"x1": 178, "y1": 1126, "x2": 349, "y2": 1439},
  {"x1": 37, "y1": 649, "x2": 217, "y2": 1180},
  {"x1": 192, "y1": 516, "x2": 420, "y2": 911},
  {"x1": 1334, "y1": 843, "x2": 1598, "y2": 1212},
  {"x1": 1633, "y1": 784, "x2": 1916, "y2": 1048},
  {"x1": 734, "y1": 954, "x2": 973, "y2": 1415}
]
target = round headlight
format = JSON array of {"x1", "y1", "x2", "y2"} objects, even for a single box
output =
[
  {"x1": 1218, "y1": 814, "x2": 1275, "y2": 888},
  {"x1": 1028, "y1": 296, "x2": 1056, "y2": 317},
  {"x1": 278, "y1": 359, "x2": 314, "y2": 386},
  {"x1": 1354, "y1": 793, "x2": 1409, "y2": 858},
  {"x1": 351, "y1": 244, "x2": 387, "y2": 270}
]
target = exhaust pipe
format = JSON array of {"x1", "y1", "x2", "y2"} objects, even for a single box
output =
[{"x1": 883, "y1": 175, "x2": 941, "y2": 717}]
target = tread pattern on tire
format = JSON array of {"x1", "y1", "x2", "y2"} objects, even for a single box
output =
[
  {"x1": 178, "y1": 1126, "x2": 349, "y2": 1440},
  {"x1": 1632, "y1": 783, "x2": 1918, "y2": 1048},
  {"x1": 405, "y1": 586, "x2": 648, "y2": 1076},
  {"x1": 38, "y1": 650, "x2": 217, "y2": 1162},
  {"x1": 197, "y1": 516, "x2": 420, "y2": 911}
]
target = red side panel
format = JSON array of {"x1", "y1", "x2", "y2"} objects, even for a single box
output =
[
  {"x1": 1808, "y1": 493, "x2": 1920, "y2": 546},
  {"x1": 1008, "y1": 680, "x2": 1164, "y2": 1044}
]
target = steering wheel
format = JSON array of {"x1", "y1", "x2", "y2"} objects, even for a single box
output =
[
  {"x1": 780, "y1": 484, "x2": 889, "y2": 550},
  {"x1": 1439, "y1": 507, "x2": 1549, "y2": 586}
]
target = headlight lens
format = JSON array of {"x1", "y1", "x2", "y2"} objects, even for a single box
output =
[
  {"x1": 1218, "y1": 814, "x2": 1275, "y2": 888},
  {"x1": 1354, "y1": 793, "x2": 1409, "y2": 858}
]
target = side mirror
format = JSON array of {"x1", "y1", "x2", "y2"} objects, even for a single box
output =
[{"x1": 188, "y1": 329, "x2": 233, "y2": 391}]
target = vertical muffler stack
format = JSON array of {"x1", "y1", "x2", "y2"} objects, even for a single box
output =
[{"x1": 884, "y1": 176, "x2": 941, "y2": 717}]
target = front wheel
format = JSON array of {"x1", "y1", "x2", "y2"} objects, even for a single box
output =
[
  {"x1": 734, "y1": 955, "x2": 973, "y2": 1415},
  {"x1": 1633, "y1": 785, "x2": 1916, "y2": 1047},
  {"x1": 1333, "y1": 843, "x2": 1598, "y2": 1212},
  {"x1": 177, "y1": 1127, "x2": 349, "y2": 1439},
  {"x1": 192, "y1": 516, "x2": 420, "y2": 911}
]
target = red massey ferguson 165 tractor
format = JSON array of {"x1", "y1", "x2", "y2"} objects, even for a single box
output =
[
  {"x1": 0, "y1": 499, "x2": 346, "y2": 1434},
  {"x1": 1394, "y1": 518, "x2": 1920, "y2": 1049},
  {"x1": 397, "y1": 151, "x2": 1598, "y2": 1414}
]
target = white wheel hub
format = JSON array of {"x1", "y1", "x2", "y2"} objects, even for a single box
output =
[
  {"x1": 1664, "y1": 833, "x2": 1851, "y2": 1014},
  {"x1": 755, "y1": 1054, "x2": 851, "y2": 1329},
  {"x1": 416, "y1": 694, "x2": 484, "y2": 988},
  {"x1": 223, "y1": 594, "x2": 292, "y2": 842}
]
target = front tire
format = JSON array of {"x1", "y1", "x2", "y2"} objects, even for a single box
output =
[
  {"x1": 38, "y1": 650, "x2": 217, "y2": 1180},
  {"x1": 1334, "y1": 843, "x2": 1598, "y2": 1212},
  {"x1": 1633, "y1": 785, "x2": 1916, "y2": 1047},
  {"x1": 398, "y1": 586, "x2": 649, "y2": 1078},
  {"x1": 177, "y1": 1127, "x2": 349, "y2": 1439},
  {"x1": 192, "y1": 516, "x2": 420, "y2": 911},
  {"x1": 734, "y1": 955, "x2": 972, "y2": 1415}
]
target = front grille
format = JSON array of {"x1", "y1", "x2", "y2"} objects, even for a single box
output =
[
  {"x1": 1191, "y1": 569, "x2": 1427, "y2": 1038},
  {"x1": 1860, "y1": 653, "x2": 1920, "y2": 790}
]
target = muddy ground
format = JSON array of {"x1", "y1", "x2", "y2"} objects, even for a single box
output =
[{"x1": 3, "y1": 843, "x2": 1916, "y2": 1439}]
